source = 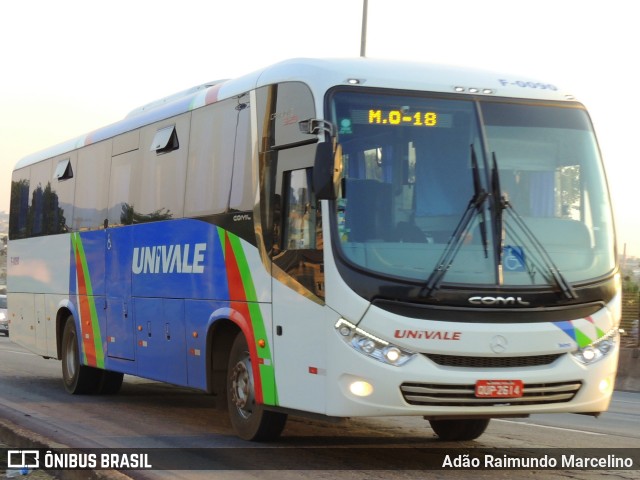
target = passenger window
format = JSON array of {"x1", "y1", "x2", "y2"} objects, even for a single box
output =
[
  {"x1": 49, "y1": 154, "x2": 77, "y2": 233},
  {"x1": 185, "y1": 100, "x2": 235, "y2": 217},
  {"x1": 136, "y1": 115, "x2": 190, "y2": 221},
  {"x1": 54, "y1": 158, "x2": 73, "y2": 180},
  {"x1": 9, "y1": 169, "x2": 30, "y2": 240},
  {"x1": 75, "y1": 142, "x2": 110, "y2": 230},
  {"x1": 151, "y1": 125, "x2": 179, "y2": 154},
  {"x1": 28, "y1": 160, "x2": 62, "y2": 237},
  {"x1": 229, "y1": 103, "x2": 253, "y2": 211},
  {"x1": 108, "y1": 151, "x2": 137, "y2": 226}
]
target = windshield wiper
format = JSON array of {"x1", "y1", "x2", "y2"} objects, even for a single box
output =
[
  {"x1": 490, "y1": 153, "x2": 505, "y2": 283},
  {"x1": 490, "y1": 154, "x2": 577, "y2": 300},
  {"x1": 421, "y1": 145, "x2": 488, "y2": 298}
]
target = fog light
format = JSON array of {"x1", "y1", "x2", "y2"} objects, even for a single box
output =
[
  {"x1": 349, "y1": 380, "x2": 374, "y2": 397},
  {"x1": 599, "y1": 377, "x2": 613, "y2": 395}
]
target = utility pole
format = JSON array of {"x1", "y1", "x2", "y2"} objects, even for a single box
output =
[{"x1": 360, "y1": 0, "x2": 368, "y2": 57}]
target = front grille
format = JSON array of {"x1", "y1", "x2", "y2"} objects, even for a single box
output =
[
  {"x1": 424, "y1": 353, "x2": 562, "y2": 368},
  {"x1": 400, "y1": 381, "x2": 582, "y2": 407}
]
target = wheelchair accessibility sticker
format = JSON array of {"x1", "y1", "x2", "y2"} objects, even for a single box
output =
[{"x1": 503, "y1": 246, "x2": 526, "y2": 272}]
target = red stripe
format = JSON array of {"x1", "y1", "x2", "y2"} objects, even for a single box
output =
[
  {"x1": 224, "y1": 234, "x2": 264, "y2": 404},
  {"x1": 205, "y1": 84, "x2": 222, "y2": 105},
  {"x1": 74, "y1": 245, "x2": 97, "y2": 366}
]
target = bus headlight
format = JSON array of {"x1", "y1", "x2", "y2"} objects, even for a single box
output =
[
  {"x1": 571, "y1": 328, "x2": 618, "y2": 365},
  {"x1": 335, "y1": 318, "x2": 415, "y2": 367}
]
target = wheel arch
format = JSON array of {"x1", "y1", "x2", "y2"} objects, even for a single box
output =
[
  {"x1": 205, "y1": 302, "x2": 268, "y2": 408},
  {"x1": 55, "y1": 300, "x2": 79, "y2": 360},
  {"x1": 206, "y1": 315, "x2": 241, "y2": 408}
]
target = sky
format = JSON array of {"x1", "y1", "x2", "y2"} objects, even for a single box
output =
[{"x1": 1, "y1": 0, "x2": 638, "y2": 256}]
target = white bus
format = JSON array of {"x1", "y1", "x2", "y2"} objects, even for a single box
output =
[{"x1": 8, "y1": 58, "x2": 620, "y2": 441}]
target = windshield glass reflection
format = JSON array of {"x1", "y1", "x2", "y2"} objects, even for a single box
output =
[{"x1": 330, "y1": 90, "x2": 615, "y2": 287}]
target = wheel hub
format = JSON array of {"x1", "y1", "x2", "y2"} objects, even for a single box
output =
[
  {"x1": 230, "y1": 358, "x2": 255, "y2": 418},
  {"x1": 64, "y1": 332, "x2": 77, "y2": 379}
]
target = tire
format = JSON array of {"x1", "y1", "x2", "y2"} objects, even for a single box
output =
[
  {"x1": 429, "y1": 418, "x2": 490, "y2": 441},
  {"x1": 61, "y1": 317, "x2": 101, "y2": 394},
  {"x1": 227, "y1": 332, "x2": 287, "y2": 441},
  {"x1": 97, "y1": 370, "x2": 124, "y2": 394}
]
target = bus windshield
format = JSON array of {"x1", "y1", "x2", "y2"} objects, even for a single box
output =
[{"x1": 330, "y1": 90, "x2": 616, "y2": 288}]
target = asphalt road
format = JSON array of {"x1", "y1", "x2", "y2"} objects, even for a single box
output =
[{"x1": 1, "y1": 335, "x2": 639, "y2": 480}]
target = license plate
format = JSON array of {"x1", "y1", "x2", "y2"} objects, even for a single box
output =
[{"x1": 475, "y1": 379, "x2": 524, "y2": 398}]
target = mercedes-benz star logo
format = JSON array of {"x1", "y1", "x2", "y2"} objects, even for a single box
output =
[{"x1": 490, "y1": 335, "x2": 508, "y2": 354}]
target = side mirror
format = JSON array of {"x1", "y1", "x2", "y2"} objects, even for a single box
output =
[{"x1": 312, "y1": 142, "x2": 340, "y2": 200}]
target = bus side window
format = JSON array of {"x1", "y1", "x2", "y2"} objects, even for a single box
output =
[
  {"x1": 185, "y1": 100, "x2": 235, "y2": 217},
  {"x1": 283, "y1": 169, "x2": 315, "y2": 250},
  {"x1": 26, "y1": 159, "x2": 70, "y2": 237},
  {"x1": 135, "y1": 113, "x2": 190, "y2": 222},
  {"x1": 229, "y1": 101, "x2": 253, "y2": 211},
  {"x1": 9, "y1": 169, "x2": 30, "y2": 240},
  {"x1": 75, "y1": 142, "x2": 110, "y2": 231},
  {"x1": 274, "y1": 167, "x2": 324, "y2": 299}
]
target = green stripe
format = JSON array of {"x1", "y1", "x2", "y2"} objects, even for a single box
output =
[
  {"x1": 72, "y1": 235, "x2": 89, "y2": 365},
  {"x1": 72, "y1": 233, "x2": 105, "y2": 368},
  {"x1": 227, "y1": 234, "x2": 258, "y2": 302},
  {"x1": 574, "y1": 328, "x2": 592, "y2": 349}
]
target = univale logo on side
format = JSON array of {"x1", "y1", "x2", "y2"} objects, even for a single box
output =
[{"x1": 132, "y1": 243, "x2": 207, "y2": 274}]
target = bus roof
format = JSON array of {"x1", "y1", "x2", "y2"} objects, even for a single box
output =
[{"x1": 14, "y1": 57, "x2": 577, "y2": 170}]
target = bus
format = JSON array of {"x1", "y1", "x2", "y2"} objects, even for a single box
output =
[{"x1": 8, "y1": 58, "x2": 620, "y2": 441}]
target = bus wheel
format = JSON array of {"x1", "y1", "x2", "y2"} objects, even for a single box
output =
[
  {"x1": 226, "y1": 332, "x2": 287, "y2": 441},
  {"x1": 61, "y1": 317, "x2": 101, "y2": 394},
  {"x1": 428, "y1": 418, "x2": 490, "y2": 441},
  {"x1": 97, "y1": 370, "x2": 124, "y2": 394}
]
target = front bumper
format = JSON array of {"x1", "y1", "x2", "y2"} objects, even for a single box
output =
[{"x1": 326, "y1": 338, "x2": 618, "y2": 417}]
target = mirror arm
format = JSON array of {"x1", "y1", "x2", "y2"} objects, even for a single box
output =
[{"x1": 298, "y1": 118, "x2": 336, "y2": 137}]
